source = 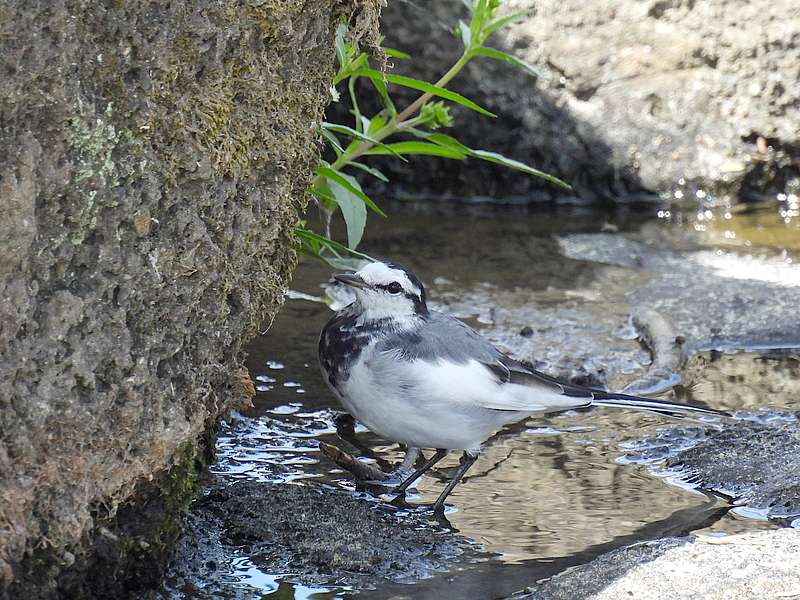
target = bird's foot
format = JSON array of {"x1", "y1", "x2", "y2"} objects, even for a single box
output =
[
  {"x1": 381, "y1": 466, "x2": 417, "y2": 487},
  {"x1": 384, "y1": 497, "x2": 455, "y2": 529}
]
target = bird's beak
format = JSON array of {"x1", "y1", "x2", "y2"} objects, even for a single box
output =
[{"x1": 333, "y1": 272, "x2": 370, "y2": 289}]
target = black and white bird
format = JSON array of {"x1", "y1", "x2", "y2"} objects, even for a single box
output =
[{"x1": 318, "y1": 261, "x2": 727, "y2": 514}]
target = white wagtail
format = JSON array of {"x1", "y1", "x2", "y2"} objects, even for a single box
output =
[{"x1": 318, "y1": 261, "x2": 728, "y2": 514}]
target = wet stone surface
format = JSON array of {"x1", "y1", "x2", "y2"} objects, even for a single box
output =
[
  {"x1": 557, "y1": 232, "x2": 800, "y2": 353},
  {"x1": 623, "y1": 414, "x2": 800, "y2": 524},
  {"x1": 163, "y1": 480, "x2": 467, "y2": 597},
  {"x1": 669, "y1": 418, "x2": 800, "y2": 522}
]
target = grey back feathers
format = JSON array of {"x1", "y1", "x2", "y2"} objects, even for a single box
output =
[
  {"x1": 378, "y1": 312, "x2": 496, "y2": 363},
  {"x1": 317, "y1": 260, "x2": 729, "y2": 514}
]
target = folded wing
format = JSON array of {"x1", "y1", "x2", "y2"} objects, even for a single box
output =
[{"x1": 380, "y1": 310, "x2": 727, "y2": 418}]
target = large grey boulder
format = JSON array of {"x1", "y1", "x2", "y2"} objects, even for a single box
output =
[
  {"x1": 0, "y1": 0, "x2": 379, "y2": 596},
  {"x1": 373, "y1": 0, "x2": 799, "y2": 202}
]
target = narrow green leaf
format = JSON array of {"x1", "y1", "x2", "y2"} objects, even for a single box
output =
[
  {"x1": 318, "y1": 166, "x2": 387, "y2": 217},
  {"x1": 332, "y1": 50, "x2": 369, "y2": 85},
  {"x1": 484, "y1": 10, "x2": 533, "y2": 38},
  {"x1": 322, "y1": 256, "x2": 370, "y2": 270},
  {"x1": 366, "y1": 114, "x2": 386, "y2": 135},
  {"x1": 351, "y1": 69, "x2": 496, "y2": 117},
  {"x1": 350, "y1": 53, "x2": 369, "y2": 71},
  {"x1": 297, "y1": 237, "x2": 320, "y2": 258},
  {"x1": 364, "y1": 72, "x2": 396, "y2": 115},
  {"x1": 470, "y1": 149, "x2": 571, "y2": 189},
  {"x1": 294, "y1": 226, "x2": 375, "y2": 261},
  {"x1": 365, "y1": 141, "x2": 467, "y2": 159},
  {"x1": 420, "y1": 132, "x2": 472, "y2": 153},
  {"x1": 382, "y1": 46, "x2": 410, "y2": 59},
  {"x1": 322, "y1": 122, "x2": 408, "y2": 162},
  {"x1": 334, "y1": 23, "x2": 348, "y2": 71},
  {"x1": 348, "y1": 161, "x2": 389, "y2": 182},
  {"x1": 311, "y1": 183, "x2": 338, "y2": 212},
  {"x1": 384, "y1": 73, "x2": 495, "y2": 117},
  {"x1": 470, "y1": 0, "x2": 489, "y2": 43},
  {"x1": 413, "y1": 131, "x2": 571, "y2": 189},
  {"x1": 456, "y1": 20, "x2": 471, "y2": 48},
  {"x1": 470, "y1": 46, "x2": 544, "y2": 78},
  {"x1": 328, "y1": 179, "x2": 367, "y2": 249},
  {"x1": 320, "y1": 128, "x2": 343, "y2": 156}
]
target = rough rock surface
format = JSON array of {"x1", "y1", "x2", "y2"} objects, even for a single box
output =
[
  {"x1": 366, "y1": 0, "x2": 800, "y2": 202},
  {"x1": 0, "y1": 1, "x2": 379, "y2": 596},
  {"x1": 161, "y1": 480, "x2": 464, "y2": 596},
  {"x1": 620, "y1": 412, "x2": 800, "y2": 522}
]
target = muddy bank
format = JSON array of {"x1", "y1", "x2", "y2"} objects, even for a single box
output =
[
  {"x1": 0, "y1": 1, "x2": 380, "y2": 596},
  {"x1": 364, "y1": 1, "x2": 799, "y2": 202},
  {"x1": 161, "y1": 479, "x2": 467, "y2": 597}
]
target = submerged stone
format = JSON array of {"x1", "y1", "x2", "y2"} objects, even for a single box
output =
[
  {"x1": 666, "y1": 417, "x2": 800, "y2": 522},
  {"x1": 623, "y1": 413, "x2": 800, "y2": 523}
]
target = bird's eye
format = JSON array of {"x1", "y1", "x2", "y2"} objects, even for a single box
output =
[{"x1": 386, "y1": 282, "x2": 402, "y2": 294}]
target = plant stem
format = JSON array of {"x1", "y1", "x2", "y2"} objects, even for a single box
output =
[
  {"x1": 322, "y1": 50, "x2": 472, "y2": 176},
  {"x1": 329, "y1": 122, "x2": 395, "y2": 170},
  {"x1": 395, "y1": 52, "x2": 470, "y2": 122},
  {"x1": 348, "y1": 76, "x2": 362, "y2": 132}
]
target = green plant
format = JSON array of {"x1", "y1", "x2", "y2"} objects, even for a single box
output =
[{"x1": 298, "y1": 0, "x2": 569, "y2": 268}]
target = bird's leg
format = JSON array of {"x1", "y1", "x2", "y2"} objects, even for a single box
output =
[
  {"x1": 399, "y1": 446, "x2": 420, "y2": 471},
  {"x1": 334, "y1": 413, "x2": 372, "y2": 455},
  {"x1": 333, "y1": 412, "x2": 396, "y2": 469},
  {"x1": 393, "y1": 448, "x2": 448, "y2": 496},
  {"x1": 431, "y1": 450, "x2": 479, "y2": 514},
  {"x1": 380, "y1": 447, "x2": 421, "y2": 488}
]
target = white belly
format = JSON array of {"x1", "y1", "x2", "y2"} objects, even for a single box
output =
[{"x1": 337, "y1": 347, "x2": 526, "y2": 450}]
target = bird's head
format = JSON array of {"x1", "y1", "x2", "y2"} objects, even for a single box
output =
[{"x1": 334, "y1": 261, "x2": 427, "y2": 320}]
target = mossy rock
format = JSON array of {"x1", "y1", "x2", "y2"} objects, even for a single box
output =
[{"x1": 0, "y1": 0, "x2": 381, "y2": 597}]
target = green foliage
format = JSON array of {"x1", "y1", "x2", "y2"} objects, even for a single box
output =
[{"x1": 300, "y1": 0, "x2": 570, "y2": 268}]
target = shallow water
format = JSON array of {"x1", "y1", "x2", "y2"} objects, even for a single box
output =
[{"x1": 181, "y1": 202, "x2": 800, "y2": 599}]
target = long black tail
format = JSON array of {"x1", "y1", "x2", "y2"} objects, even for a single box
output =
[{"x1": 591, "y1": 391, "x2": 731, "y2": 419}]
